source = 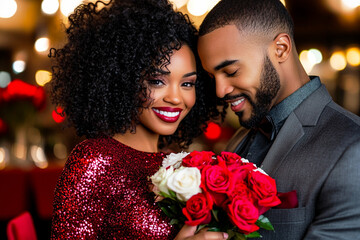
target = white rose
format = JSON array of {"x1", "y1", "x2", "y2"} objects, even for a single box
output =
[
  {"x1": 150, "y1": 166, "x2": 174, "y2": 195},
  {"x1": 166, "y1": 167, "x2": 202, "y2": 201},
  {"x1": 253, "y1": 167, "x2": 268, "y2": 176},
  {"x1": 162, "y1": 152, "x2": 189, "y2": 169},
  {"x1": 241, "y1": 158, "x2": 249, "y2": 163}
]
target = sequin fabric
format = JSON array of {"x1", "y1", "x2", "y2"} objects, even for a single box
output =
[{"x1": 51, "y1": 136, "x2": 177, "y2": 239}]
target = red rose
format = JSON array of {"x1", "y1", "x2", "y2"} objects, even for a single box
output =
[
  {"x1": 227, "y1": 182, "x2": 254, "y2": 202},
  {"x1": 220, "y1": 152, "x2": 243, "y2": 165},
  {"x1": 229, "y1": 162, "x2": 256, "y2": 182},
  {"x1": 248, "y1": 170, "x2": 281, "y2": 214},
  {"x1": 182, "y1": 192, "x2": 213, "y2": 226},
  {"x1": 227, "y1": 196, "x2": 260, "y2": 235},
  {"x1": 182, "y1": 151, "x2": 215, "y2": 170},
  {"x1": 201, "y1": 160, "x2": 233, "y2": 207}
]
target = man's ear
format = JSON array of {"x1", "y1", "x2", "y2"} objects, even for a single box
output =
[{"x1": 272, "y1": 33, "x2": 291, "y2": 63}]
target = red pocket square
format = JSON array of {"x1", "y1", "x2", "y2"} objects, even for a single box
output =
[{"x1": 275, "y1": 190, "x2": 298, "y2": 209}]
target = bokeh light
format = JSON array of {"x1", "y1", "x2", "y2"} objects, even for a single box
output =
[
  {"x1": 330, "y1": 51, "x2": 347, "y2": 71},
  {"x1": 187, "y1": 0, "x2": 208, "y2": 16},
  {"x1": 341, "y1": 0, "x2": 360, "y2": 9},
  {"x1": 299, "y1": 50, "x2": 315, "y2": 73},
  {"x1": 34, "y1": 37, "x2": 50, "y2": 53},
  {"x1": 35, "y1": 70, "x2": 52, "y2": 86},
  {"x1": 30, "y1": 145, "x2": 48, "y2": 169},
  {"x1": 207, "y1": 0, "x2": 221, "y2": 11},
  {"x1": 60, "y1": 0, "x2": 82, "y2": 17},
  {"x1": 346, "y1": 47, "x2": 360, "y2": 66},
  {"x1": 0, "y1": 71, "x2": 11, "y2": 88},
  {"x1": 0, "y1": 147, "x2": 9, "y2": 170},
  {"x1": 204, "y1": 122, "x2": 222, "y2": 140},
  {"x1": 308, "y1": 48, "x2": 323, "y2": 64},
  {"x1": 52, "y1": 106, "x2": 66, "y2": 123},
  {"x1": 0, "y1": 0, "x2": 17, "y2": 18},
  {"x1": 13, "y1": 60, "x2": 26, "y2": 74},
  {"x1": 42, "y1": 0, "x2": 60, "y2": 15},
  {"x1": 53, "y1": 143, "x2": 67, "y2": 159},
  {"x1": 169, "y1": 0, "x2": 188, "y2": 9}
]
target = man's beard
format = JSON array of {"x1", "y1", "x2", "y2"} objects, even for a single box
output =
[{"x1": 235, "y1": 55, "x2": 280, "y2": 129}]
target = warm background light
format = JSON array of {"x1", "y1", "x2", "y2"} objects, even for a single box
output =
[
  {"x1": 35, "y1": 70, "x2": 52, "y2": 86},
  {"x1": 0, "y1": 0, "x2": 17, "y2": 18},
  {"x1": 41, "y1": 0, "x2": 60, "y2": 15},
  {"x1": 330, "y1": 51, "x2": 347, "y2": 71},
  {"x1": 341, "y1": 0, "x2": 360, "y2": 9},
  {"x1": 308, "y1": 48, "x2": 323, "y2": 64},
  {"x1": 187, "y1": 0, "x2": 208, "y2": 16},
  {"x1": 60, "y1": 0, "x2": 82, "y2": 16},
  {"x1": 207, "y1": 0, "x2": 221, "y2": 10},
  {"x1": 299, "y1": 50, "x2": 314, "y2": 73},
  {"x1": 34, "y1": 37, "x2": 50, "y2": 53},
  {"x1": 346, "y1": 47, "x2": 360, "y2": 66},
  {"x1": 170, "y1": 0, "x2": 188, "y2": 9}
]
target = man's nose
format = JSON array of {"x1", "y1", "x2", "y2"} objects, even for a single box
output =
[{"x1": 216, "y1": 78, "x2": 234, "y2": 98}]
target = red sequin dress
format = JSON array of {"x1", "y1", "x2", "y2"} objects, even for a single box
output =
[{"x1": 51, "y1": 136, "x2": 177, "y2": 239}]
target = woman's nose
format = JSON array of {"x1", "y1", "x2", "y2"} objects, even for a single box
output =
[{"x1": 163, "y1": 87, "x2": 181, "y2": 105}]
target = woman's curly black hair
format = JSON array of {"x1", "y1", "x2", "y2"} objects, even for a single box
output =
[{"x1": 49, "y1": 0, "x2": 225, "y2": 148}]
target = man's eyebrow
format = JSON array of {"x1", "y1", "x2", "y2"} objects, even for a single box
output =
[{"x1": 214, "y1": 60, "x2": 238, "y2": 71}]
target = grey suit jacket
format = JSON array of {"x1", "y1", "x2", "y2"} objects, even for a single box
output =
[{"x1": 226, "y1": 85, "x2": 360, "y2": 239}]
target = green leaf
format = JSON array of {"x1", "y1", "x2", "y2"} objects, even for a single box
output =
[
  {"x1": 195, "y1": 224, "x2": 208, "y2": 233},
  {"x1": 227, "y1": 229, "x2": 236, "y2": 239},
  {"x1": 169, "y1": 190, "x2": 177, "y2": 199},
  {"x1": 256, "y1": 215, "x2": 274, "y2": 231},
  {"x1": 160, "y1": 206, "x2": 172, "y2": 218},
  {"x1": 170, "y1": 219, "x2": 180, "y2": 225},
  {"x1": 159, "y1": 191, "x2": 171, "y2": 199},
  {"x1": 207, "y1": 227, "x2": 221, "y2": 232},
  {"x1": 212, "y1": 208, "x2": 220, "y2": 222},
  {"x1": 232, "y1": 230, "x2": 247, "y2": 240},
  {"x1": 245, "y1": 231, "x2": 261, "y2": 238}
]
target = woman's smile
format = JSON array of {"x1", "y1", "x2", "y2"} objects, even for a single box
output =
[{"x1": 152, "y1": 107, "x2": 183, "y2": 123}]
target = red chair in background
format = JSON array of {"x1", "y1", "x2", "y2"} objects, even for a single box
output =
[{"x1": 7, "y1": 211, "x2": 37, "y2": 240}]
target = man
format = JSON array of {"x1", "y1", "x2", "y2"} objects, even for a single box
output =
[{"x1": 197, "y1": 0, "x2": 360, "y2": 239}]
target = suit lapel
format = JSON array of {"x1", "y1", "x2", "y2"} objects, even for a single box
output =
[{"x1": 261, "y1": 84, "x2": 332, "y2": 175}]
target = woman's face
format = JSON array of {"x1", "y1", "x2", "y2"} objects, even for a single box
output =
[{"x1": 139, "y1": 44, "x2": 197, "y2": 136}]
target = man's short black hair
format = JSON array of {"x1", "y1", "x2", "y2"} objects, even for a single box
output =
[{"x1": 199, "y1": 0, "x2": 294, "y2": 40}]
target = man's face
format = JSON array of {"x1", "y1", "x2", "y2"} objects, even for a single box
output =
[{"x1": 198, "y1": 25, "x2": 280, "y2": 128}]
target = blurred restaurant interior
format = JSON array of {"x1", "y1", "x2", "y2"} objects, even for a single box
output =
[{"x1": 0, "y1": 0, "x2": 359, "y2": 239}]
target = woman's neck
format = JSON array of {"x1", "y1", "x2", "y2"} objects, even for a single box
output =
[{"x1": 113, "y1": 125, "x2": 160, "y2": 153}]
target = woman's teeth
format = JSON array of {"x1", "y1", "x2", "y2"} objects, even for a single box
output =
[{"x1": 153, "y1": 109, "x2": 180, "y2": 117}]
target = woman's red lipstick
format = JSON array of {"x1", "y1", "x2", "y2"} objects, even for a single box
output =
[{"x1": 152, "y1": 107, "x2": 182, "y2": 123}]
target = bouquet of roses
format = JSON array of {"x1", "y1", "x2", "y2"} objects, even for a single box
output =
[{"x1": 150, "y1": 151, "x2": 281, "y2": 239}]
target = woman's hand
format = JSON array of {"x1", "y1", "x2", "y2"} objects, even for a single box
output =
[{"x1": 175, "y1": 225, "x2": 229, "y2": 240}]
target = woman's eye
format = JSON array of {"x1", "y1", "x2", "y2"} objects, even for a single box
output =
[
  {"x1": 226, "y1": 70, "x2": 238, "y2": 77},
  {"x1": 182, "y1": 82, "x2": 196, "y2": 87},
  {"x1": 148, "y1": 79, "x2": 165, "y2": 86}
]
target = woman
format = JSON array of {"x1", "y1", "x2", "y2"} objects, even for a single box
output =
[{"x1": 50, "y1": 0, "x2": 227, "y2": 239}]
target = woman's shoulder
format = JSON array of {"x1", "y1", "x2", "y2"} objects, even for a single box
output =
[{"x1": 65, "y1": 136, "x2": 124, "y2": 168}]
